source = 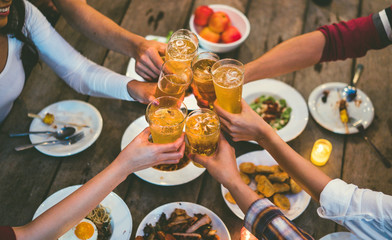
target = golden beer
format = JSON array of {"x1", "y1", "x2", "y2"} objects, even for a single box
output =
[
  {"x1": 185, "y1": 109, "x2": 220, "y2": 157},
  {"x1": 165, "y1": 29, "x2": 198, "y2": 68},
  {"x1": 212, "y1": 59, "x2": 244, "y2": 113},
  {"x1": 146, "y1": 96, "x2": 188, "y2": 144},
  {"x1": 191, "y1": 52, "x2": 219, "y2": 108},
  {"x1": 155, "y1": 74, "x2": 189, "y2": 99}
]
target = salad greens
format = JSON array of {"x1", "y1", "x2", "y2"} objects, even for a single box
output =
[{"x1": 250, "y1": 95, "x2": 292, "y2": 130}]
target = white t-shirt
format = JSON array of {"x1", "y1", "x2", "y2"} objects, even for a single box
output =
[
  {"x1": 0, "y1": 0, "x2": 134, "y2": 123},
  {"x1": 318, "y1": 179, "x2": 392, "y2": 240}
]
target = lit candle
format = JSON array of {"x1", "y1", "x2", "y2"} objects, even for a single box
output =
[
  {"x1": 310, "y1": 139, "x2": 332, "y2": 166},
  {"x1": 241, "y1": 227, "x2": 258, "y2": 240}
]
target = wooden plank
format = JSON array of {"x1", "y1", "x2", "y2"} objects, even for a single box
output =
[{"x1": 291, "y1": 0, "x2": 360, "y2": 238}]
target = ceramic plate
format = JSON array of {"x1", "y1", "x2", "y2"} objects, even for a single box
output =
[
  {"x1": 320, "y1": 232, "x2": 358, "y2": 240},
  {"x1": 242, "y1": 79, "x2": 309, "y2": 142},
  {"x1": 126, "y1": 35, "x2": 206, "y2": 110},
  {"x1": 33, "y1": 185, "x2": 132, "y2": 240},
  {"x1": 121, "y1": 116, "x2": 205, "y2": 186},
  {"x1": 29, "y1": 100, "x2": 103, "y2": 157},
  {"x1": 221, "y1": 150, "x2": 311, "y2": 220},
  {"x1": 135, "y1": 202, "x2": 231, "y2": 239},
  {"x1": 308, "y1": 82, "x2": 374, "y2": 134}
]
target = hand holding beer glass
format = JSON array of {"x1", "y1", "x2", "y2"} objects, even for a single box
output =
[
  {"x1": 191, "y1": 52, "x2": 219, "y2": 108},
  {"x1": 212, "y1": 59, "x2": 244, "y2": 113}
]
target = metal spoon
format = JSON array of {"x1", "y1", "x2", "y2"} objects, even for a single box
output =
[
  {"x1": 9, "y1": 127, "x2": 76, "y2": 140},
  {"x1": 342, "y1": 64, "x2": 364, "y2": 102}
]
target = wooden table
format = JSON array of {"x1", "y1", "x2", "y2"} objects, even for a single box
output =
[{"x1": 1, "y1": 0, "x2": 391, "y2": 239}]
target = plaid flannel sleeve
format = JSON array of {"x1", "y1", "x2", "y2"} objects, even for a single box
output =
[{"x1": 244, "y1": 198, "x2": 314, "y2": 240}]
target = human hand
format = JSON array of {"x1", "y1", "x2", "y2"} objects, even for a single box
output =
[
  {"x1": 117, "y1": 127, "x2": 185, "y2": 173},
  {"x1": 214, "y1": 99, "x2": 273, "y2": 142},
  {"x1": 134, "y1": 39, "x2": 166, "y2": 82},
  {"x1": 188, "y1": 135, "x2": 242, "y2": 188},
  {"x1": 127, "y1": 80, "x2": 157, "y2": 104}
]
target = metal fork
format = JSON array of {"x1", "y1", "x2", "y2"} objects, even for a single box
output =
[
  {"x1": 14, "y1": 132, "x2": 85, "y2": 151},
  {"x1": 353, "y1": 120, "x2": 391, "y2": 168}
]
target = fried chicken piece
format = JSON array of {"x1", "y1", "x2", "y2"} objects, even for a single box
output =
[
  {"x1": 268, "y1": 172, "x2": 289, "y2": 182},
  {"x1": 272, "y1": 183, "x2": 290, "y2": 193},
  {"x1": 254, "y1": 174, "x2": 264, "y2": 183},
  {"x1": 256, "y1": 164, "x2": 280, "y2": 174},
  {"x1": 240, "y1": 172, "x2": 251, "y2": 185},
  {"x1": 290, "y1": 178, "x2": 302, "y2": 194},
  {"x1": 239, "y1": 162, "x2": 256, "y2": 174},
  {"x1": 225, "y1": 192, "x2": 236, "y2": 204},
  {"x1": 273, "y1": 193, "x2": 291, "y2": 210},
  {"x1": 256, "y1": 175, "x2": 275, "y2": 197},
  {"x1": 254, "y1": 190, "x2": 265, "y2": 199}
]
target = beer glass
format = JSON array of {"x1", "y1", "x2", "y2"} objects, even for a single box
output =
[{"x1": 165, "y1": 29, "x2": 199, "y2": 68}]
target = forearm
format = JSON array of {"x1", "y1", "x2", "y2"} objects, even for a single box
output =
[
  {"x1": 257, "y1": 126, "x2": 331, "y2": 201},
  {"x1": 14, "y1": 158, "x2": 129, "y2": 240},
  {"x1": 53, "y1": 0, "x2": 142, "y2": 57},
  {"x1": 244, "y1": 31, "x2": 325, "y2": 83}
]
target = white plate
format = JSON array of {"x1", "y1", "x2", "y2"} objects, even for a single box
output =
[
  {"x1": 121, "y1": 116, "x2": 206, "y2": 186},
  {"x1": 320, "y1": 232, "x2": 358, "y2": 240},
  {"x1": 29, "y1": 100, "x2": 103, "y2": 157},
  {"x1": 126, "y1": 35, "x2": 206, "y2": 110},
  {"x1": 243, "y1": 79, "x2": 309, "y2": 142},
  {"x1": 308, "y1": 82, "x2": 374, "y2": 134},
  {"x1": 221, "y1": 150, "x2": 311, "y2": 220},
  {"x1": 33, "y1": 185, "x2": 132, "y2": 240},
  {"x1": 135, "y1": 202, "x2": 231, "y2": 239}
]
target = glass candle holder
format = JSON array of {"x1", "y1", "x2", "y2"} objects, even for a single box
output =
[{"x1": 310, "y1": 139, "x2": 332, "y2": 166}]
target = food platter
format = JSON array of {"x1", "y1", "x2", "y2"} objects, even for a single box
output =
[
  {"x1": 308, "y1": 82, "x2": 374, "y2": 134},
  {"x1": 33, "y1": 185, "x2": 132, "y2": 240},
  {"x1": 242, "y1": 79, "x2": 309, "y2": 142},
  {"x1": 135, "y1": 202, "x2": 231, "y2": 239},
  {"x1": 221, "y1": 150, "x2": 311, "y2": 220},
  {"x1": 29, "y1": 100, "x2": 103, "y2": 157},
  {"x1": 121, "y1": 116, "x2": 205, "y2": 186}
]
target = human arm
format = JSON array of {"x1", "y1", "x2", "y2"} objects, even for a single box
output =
[
  {"x1": 53, "y1": 0, "x2": 166, "y2": 81},
  {"x1": 12, "y1": 127, "x2": 185, "y2": 240},
  {"x1": 24, "y1": 1, "x2": 156, "y2": 104},
  {"x1": 213, "y1": 100, "x2": 331, "y2": 201},
  {"x1": 245, "y1": 5, "x2": 392, "y2": 83},
  {"x1": 189, "y1": 135, "x2": 313, "y2": 240}
]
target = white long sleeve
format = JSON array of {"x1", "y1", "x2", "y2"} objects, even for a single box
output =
[
  {"x1": 23, "y1": 0, "x2": 134, "y2": 101},
  {"x1": 317, "y1": 179, "x2": 392, "y2": 240}
]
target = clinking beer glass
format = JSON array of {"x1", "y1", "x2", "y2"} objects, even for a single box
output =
[
  {"x1": 185, "y1": 108, "x2": 220, "y2": 167},
  {"x1": 212, "y1": 59, "x2": 244, "y2": 113}
]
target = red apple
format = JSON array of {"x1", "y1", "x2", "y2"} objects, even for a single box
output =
[
  {"x1": 194, "y1": 5, "x2": 214, "y2": 26},
  {"x1": 221, "y1": 26, "x2": 242, "y2": 43},
  {"x1": 208, "y1": 11, "x2": 230, "y2": 33},
  {"x1": 199, "y1": 27, "x2": 220, "y2": 43}
]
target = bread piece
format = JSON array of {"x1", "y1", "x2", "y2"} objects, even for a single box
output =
[
  {"x1": 239, "y1": 162, "x2": 256, "y2": 174},
  {"x1": 256, "y1": 175, "x2": 275, "y2": 197}
]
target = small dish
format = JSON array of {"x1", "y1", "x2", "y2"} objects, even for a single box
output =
[
  {"x1": 121, "y1": 116, "x2": 205, "y2": 186},
  {"x1": 33, "y1": 185, "x2": 132, "y2": 240},
  {"x1": 189, "y1": 4, "x2": 251, "y2": 53},
  {"x1": 29, "y1": 100, "x2": 103, "y2": 157},
  {"x1": 308, "y1": 82, "x2": 374, "y2": 134},
  {"x1": 221, "y1": 150, "x2": 311, "y2": 220},
  {"x1": 242, "y1": 79, "x2": 309, "y2": 142},
  {"x1": 126, "y1": 35, "x2": 204, "y2": 110},
  {"x1": 135, "y1": 202, "x2": 231, "y2": 239}
]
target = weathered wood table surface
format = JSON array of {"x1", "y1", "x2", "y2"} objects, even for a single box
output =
[{"x1": 1, "y1": 0, "x2": 391, "y2": 239}]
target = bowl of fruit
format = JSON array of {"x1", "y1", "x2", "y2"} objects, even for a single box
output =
[{"x1": 189, "y1": 4, "x2": 250, "y2": 53}]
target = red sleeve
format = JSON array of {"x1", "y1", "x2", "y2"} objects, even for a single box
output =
[
  {"x1": 317, "y1": 6, "x2": 392, "y2": 62},
  {"x1": 0, "y1": 226, "x2": 16, "y2": 240}
]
